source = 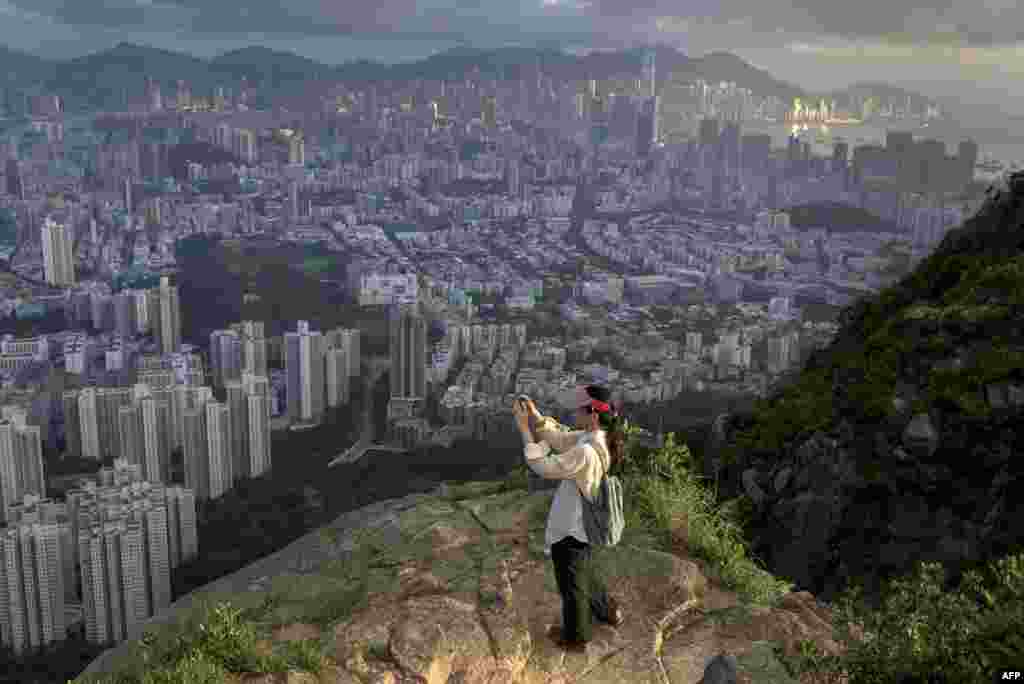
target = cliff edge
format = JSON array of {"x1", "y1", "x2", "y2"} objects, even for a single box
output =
[{"x1": 77, "y1": 481, "x2": 847, "y2": 683}]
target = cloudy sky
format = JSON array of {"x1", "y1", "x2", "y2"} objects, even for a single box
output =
[{"x1": 2, "y1": 0, "x2": 1023, "y2": 118}]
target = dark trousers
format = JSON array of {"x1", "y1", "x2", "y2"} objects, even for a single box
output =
[{"x1": 551, "y1": 535, "x2": 613, "y2": 643}]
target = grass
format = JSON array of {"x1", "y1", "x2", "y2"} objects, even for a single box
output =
[{"x1": 70, "y1": 422, "x2": 1024, "y2": 684}]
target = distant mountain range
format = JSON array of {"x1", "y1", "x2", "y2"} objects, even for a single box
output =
[{"x1": 0, "y1": 41, "x2": 944, "y2": 116}]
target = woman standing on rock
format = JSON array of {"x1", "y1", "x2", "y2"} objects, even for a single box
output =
[{"x1": 512, "y1": 385, "x2": 626, "y2": 651}]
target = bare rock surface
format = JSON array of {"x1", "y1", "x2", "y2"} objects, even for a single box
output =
[{"x1": 82, "y1": 482, "x2": 851, "y2": 683}]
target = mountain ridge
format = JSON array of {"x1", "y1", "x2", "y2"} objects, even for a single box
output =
[{"x1": 0, "y1": 41, "x2": 944, "y2": 115}]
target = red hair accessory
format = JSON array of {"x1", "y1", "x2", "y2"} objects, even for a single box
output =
[{"x1": 590, "y1": 399, "x2": 611, "y2": 413}]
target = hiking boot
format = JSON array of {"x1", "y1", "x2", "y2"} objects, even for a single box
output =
[{"x1": 547, "y1": 626, "x2": 589, "y2": 652}]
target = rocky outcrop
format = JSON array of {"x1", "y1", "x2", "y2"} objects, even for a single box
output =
[{"x1": 81, "y1": 483, "x2": 851, "y2": 683}]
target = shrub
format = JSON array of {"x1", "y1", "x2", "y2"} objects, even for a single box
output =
[{"x1": 777, "y1": 554, "x2": 1024, "y2": 683}]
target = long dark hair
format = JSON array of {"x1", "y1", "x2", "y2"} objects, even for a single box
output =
[{"x1": 583, "y1": 385, "x2": 627, "y2": 470}]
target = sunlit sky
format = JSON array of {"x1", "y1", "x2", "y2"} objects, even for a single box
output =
[{"x1": 2, "y1": 0, "x2": 1023, "y2": 120}]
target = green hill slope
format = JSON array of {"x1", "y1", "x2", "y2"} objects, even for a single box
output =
[{"x1": 709, "y1": 172, "x2": 1024, "y2": 605}]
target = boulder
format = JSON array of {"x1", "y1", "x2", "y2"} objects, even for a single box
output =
[
  {"x1": 902, "y1": 413, "x2": 939, "y2": 459},
  {"x1": 985, "y1": 383, "x2": 1008, "y2": 409},
  {"x1": 773, "y1": 467, "x2": 793, "y2": 494},
  {"x1": 741, "y1": 468, "x2": 765, "y2": 505}
]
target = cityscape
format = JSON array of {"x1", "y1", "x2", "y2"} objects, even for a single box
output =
[{"x1": 0, "y1": 15, "x2": 1019, "y2": 683}]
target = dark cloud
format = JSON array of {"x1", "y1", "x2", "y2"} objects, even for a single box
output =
[
  {"x1": 584, "y1": 0, "x2": 1024, "y2": 46},
  {"x1": 4, "y1": 0, "x2": 1024, "y2": 48}
]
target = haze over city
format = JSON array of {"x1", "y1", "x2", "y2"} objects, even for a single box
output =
[{"x1": 0, "y1": 2, "x2": 1021, "y2": 683}]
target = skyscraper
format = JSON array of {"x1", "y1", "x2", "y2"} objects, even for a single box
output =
[
  {"x1": 62, "y1": 390, "x2": 81, "y2": 458},
  {"x1": 140, "y1": 397, "x2": 171, "y2": 484},
  {"x1": 957, "y1": 139, "x2": 978, "y2": 186},
  {"x1": 506, "y1": 159, "x2": 520, "y2": 198},
  {"x1": 147, "y1": 277, "x2": 181, "y2": 355},
  {"x1": 699, "y1": 117, "x2": 720, "y2": 148},
  {"x1": 41, "y1": 217, "x2": 76, "y2": 287},
  {"x1": 0, "y1": 522, "x2": 66, "y2": 654},
  {"x1": 389, "y1": 309, "x2": 427, "y2": 400},
  {"x1": 288, "y1": 136, "x2": 305, "y2": 166},
  {"x1": 205, "y1": 402, "x2": 231, "y2": 500},
  {"x1": 285, "y1": 321, "x2": 326, "y2": 425},
  {"x1": 113, "y1": 292, "x2": 136, "y2": 340},
  {"x1": 636, "y1": 97, "x2": 656, "y2": 158},
  {"x1": 247, "y1": 394, "x2": 271, "y2": 478},
  {"x1": 0, "y1": 417, "x2": 45, "y2": 524},
  {"x1": 325, "y1": 347, "x2": 349, "y2": 408},
  {"x1": 122, "y1": 178, "x2": 133, "y2": 217},
  {"x1": 225, "y1": 381, "x2": 249, "y2": 483},
  {"x1": 182, "y1": 406, "x2": 210, "y2": 501},
  {"x1": 209, "y1": 329, "x2": 242, "y2": 388}
]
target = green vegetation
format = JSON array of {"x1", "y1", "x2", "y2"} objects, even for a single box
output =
[
  {"x1": 777, "y1": 554, "x2": 1024, "y2": 683},
  {"x1": 73, "y1": 602, "x2": 326, "y2": 684},
  {"x1": 720, "y1": 248, "x2": 1024, "y2": 458}
]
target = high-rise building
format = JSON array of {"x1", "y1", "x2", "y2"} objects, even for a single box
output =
[
  {"x1": 205, "y1": 402, "x2": 231, "y2": 500},
  {"x1": 285, "y1": 321, "x2": 326, "y2": 425},
  {"x1": 62, "y1": 390, "x2": 81, "y2": 458},
  {"x1": 325, "y1": 347, "x2": 349, "y2": 408},
  {"x1": 635, "y1": 98, "x2": 656, "y2": 158},
  {"x1": 0, "y1": 417, "x2": 45, "y2": 524},
  {"x1": 77, "y1": 388, "x2": 100, "y2": 461},
  {"x1": 957, "y1": 139, "x2": 978, "y2": 186},
  {"x1": 147, "y1": 277, "x2": 181, "y2": 354},
  {"x1": 234, "y1": 320, "x2": 267, "y2": 376},
  {"x1": 481, "y1": 95, "x2": 497, "y2": 128},
  {"x1": 41, "y1": 217, "x2": 76, "y2": 287},
  {"x1": 0, "y1": 522, "x2": 66, "y2": 654},
  {"x1": 288, "y1": 136, "x2": 305, "y2": 166},
  {"x1": 209, "y1": 329, "x2": 242, "y2": 388},
  {"x1": 182, "y1": 406, "x2": 210, "y2": 501},
  {"x1": 389, "y1": 309, "x2": 427, "y2": 400},
  {"x1": 60, "y1": 460, "x2": 193, "y2": 646},
  {"x1": 113, "y1": 292, "x2": 136, "y2": 340},
  {"x1": 247, "y1": 394, "x2": 271, "y2": 478},
  {"x1": 140, "y1": 397, "x2": 170, "y2": 484},
  {"x1": 916, "y1": 139, "x2": 947, "y2": 189},
  {"x1": 164, "y1": 486, "x2": 197, "y2": 570},
  {"x1": 225, "y1": 381, "x2": 249, "y2": 483},
  {"x1": 122, "y1": 179, "x2": 133, "y2": 217},
  {"x1": 698, "y1": 117, "x2": 720, "y2": 148},
  {"x1": 506, "y1": 159, "x2": 520, "y2": 198},
  {"x1": 117, "y1": 404, "x2": 143, "y2": 473}
]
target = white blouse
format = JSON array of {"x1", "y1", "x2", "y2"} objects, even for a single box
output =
[{"x1": 524, "y1": 416, "x2": 610, "y2": 553}]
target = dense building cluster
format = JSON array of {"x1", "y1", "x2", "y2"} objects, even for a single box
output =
[{"x1": 0, "y1": 460, "x2": 196, "y2": 653}]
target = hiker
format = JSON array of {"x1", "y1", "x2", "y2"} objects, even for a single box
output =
[{"x1": 512, "y1": 385, "x2": 626, "y2": 650}]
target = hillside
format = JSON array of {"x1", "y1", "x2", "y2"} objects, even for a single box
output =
[
  {"x1": 75, "y1": 480, "x2": 848, "y2": 684},
  {"x1": 709, "y1": 171, "x2": 1024, "y2": 604}
]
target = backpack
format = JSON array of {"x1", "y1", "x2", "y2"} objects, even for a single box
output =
[{"x1": 578, "y1": 473, "x2": 624, "y2": 547}]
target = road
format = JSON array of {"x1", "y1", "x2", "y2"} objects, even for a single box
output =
[{"x1": 328, "y1": 356, "x2": 404, "y2": 467}]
